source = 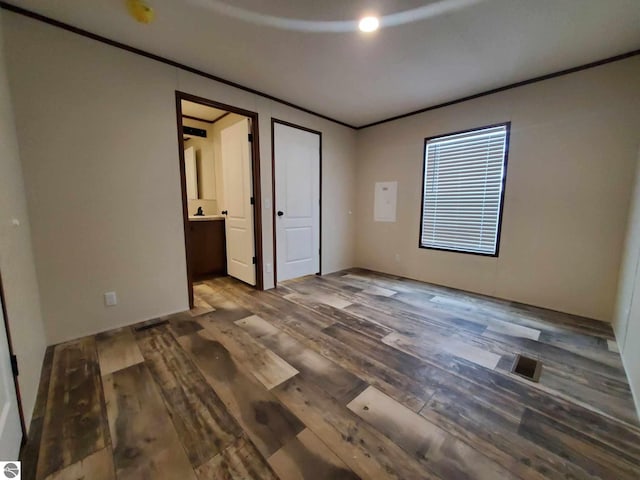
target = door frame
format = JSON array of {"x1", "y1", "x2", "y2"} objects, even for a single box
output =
[
  {"x1": 0, "y1": 270, "x2": 27, "y2": 443},
  {"x1": 175, "y1": 91, "x2": 264, "y2": 307},
  {"x1": 271, "y1": 118, "x2": 322, "y2": 285}
]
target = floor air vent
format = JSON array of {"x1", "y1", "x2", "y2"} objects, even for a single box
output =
[
  {"x1": 511, "y1": 354, "x2": 542, "y2": 382},
  {"x1": 134, "y1": 319, "x2": 169, "y2": 332}
]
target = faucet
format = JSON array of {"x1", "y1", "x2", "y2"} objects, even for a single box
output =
[{"x1": 194, "y1": 206, "x2": 204, "y2": 216}]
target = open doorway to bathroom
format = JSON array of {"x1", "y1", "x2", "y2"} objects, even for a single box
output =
[{"x1": 175, "y1": 92, "x2": 263, "y2": 308}]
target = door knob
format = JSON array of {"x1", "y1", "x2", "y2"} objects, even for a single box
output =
[
  {"x1": 277, "y1": 211, "x2": 284, "y2": 217},
  {"x1": 221, "y1": 210, "x2": 228, "y2": 215}
]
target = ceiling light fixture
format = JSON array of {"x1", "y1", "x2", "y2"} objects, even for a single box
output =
[{"x1": 358, "y1": 16, "x2": 379, "y2": 33}]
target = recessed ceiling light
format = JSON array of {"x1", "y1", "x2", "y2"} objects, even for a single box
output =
[{"x1": 359, "y1": 16, "x2": 379, "y2": 33}]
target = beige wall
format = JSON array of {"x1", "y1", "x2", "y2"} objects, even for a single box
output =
[
  {"x1": 355, "y1": 57, "x2": 640, "y2": 322},
  {"x1": 0, "y1": 9, "x2": 47, "y2": 427},
  {"x1": 614, "y1": 146, "x2": 640, "y2": 415},
  {"x1": 3, "y1": 12, "x2": 357, "y2": 344}
]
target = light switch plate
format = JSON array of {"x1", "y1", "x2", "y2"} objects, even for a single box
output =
[{"x1": 104, "y1": 291, "x2": 117, "y2": 307}]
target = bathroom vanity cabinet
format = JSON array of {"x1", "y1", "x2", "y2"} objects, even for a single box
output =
[{"x1": 189, "y1": 217, "x2": 226, "y2": 280}]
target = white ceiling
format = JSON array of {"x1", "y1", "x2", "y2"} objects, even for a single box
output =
[
  {"x1": 6, "y1": 0, "x2": 640, "y2": 127},
  {"x1": 182, "y1": 100, "x2": 227, "y2": 122}
]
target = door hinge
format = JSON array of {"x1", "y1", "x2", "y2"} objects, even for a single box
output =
[
  {"x1": 10, "y1": 354, "x2": 18, "y2": 377},
  {"x1": 248, "y1": 133, "x2": 253, "y2": 142},
  {"x1": 252, "y1": 256, "x2": 257, "y2": 265},
  {"x1": 250, "y1": 196, "x2": 255, "y2": 205}
]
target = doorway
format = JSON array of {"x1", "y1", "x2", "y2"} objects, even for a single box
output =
[
  {"x1": 272, "y1": 119, "x2": 322, "y2": 283},
  {"x1": 175, "y1": 92, "x2": 263, "y2": 308}
]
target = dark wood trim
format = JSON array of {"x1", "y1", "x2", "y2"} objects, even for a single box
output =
[
  {"x1": 270, "y1": 122, "x2": 277, "y2": 285},
  {"x1": 211, "y1": 112, "x2": 232, "y2": 125},
  {"x1": 495, "y1": 122, "x2": 511, "y2": 258},
  {"x1": 358, "y1": 50, "x2": 640, "y2": 129},
  {"x1": 418, "y1": 121, "x2": 511, "y2": 258},
  {"x1": 176, "y1": 91, "x2": 264, "y2": 305},
  {"x1": 0, "y1": 269, "x2": 27, "y2": 442},
  {"x1": 183, "y1": 114, "x2": 214, "y2": 124},
  {"x1": 175, "y1": 95, "x2": 195, "y2": 308},
  {"x1": 251, "y1": 114, "x2": 265, "y2": 292},
  {"x1": 183, "y1": 111, "x2": 229, "y2": 125},
  {"x1": 0, "y1": 1, "x2": 355, "y2": 130},
  {"x1": 271, "y1": 118, "x2": 323, "y2": 285}
]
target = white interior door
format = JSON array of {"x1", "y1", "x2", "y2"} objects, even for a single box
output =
[
  {"x1": 0, "y1": 294, "x2": 22, "y2": 460},
  {"x1": 274, "y1": 122, "x2": 320, "y2": 282},
  {"x1": 221, "y1": 118, "x2": 256, "y2": 285}
]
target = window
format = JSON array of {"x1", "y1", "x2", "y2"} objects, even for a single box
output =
[{"x1": 420, "y1": 123, "x2": 510, "y2": 256}]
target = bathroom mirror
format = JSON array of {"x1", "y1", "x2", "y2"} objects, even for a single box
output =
[{"x1": 184, "y1": 131, "x2": 216, "y2": 200}]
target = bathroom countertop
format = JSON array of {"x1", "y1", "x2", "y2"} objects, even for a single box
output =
[{"x1": 189, "y1": 215, "x2": 225, "y2": 222}]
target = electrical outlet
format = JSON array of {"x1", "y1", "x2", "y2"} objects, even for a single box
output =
[
  {"x1": 104, "y1": 291, "x2": 117, "y2": 307},
  {"x1": 395, "y1": 253, "x2": 401, "y2": 262}
]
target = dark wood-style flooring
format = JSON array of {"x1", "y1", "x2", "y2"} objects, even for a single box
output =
[{"x1": 21, "y1": 269, "x2": 640, "y2": 479}]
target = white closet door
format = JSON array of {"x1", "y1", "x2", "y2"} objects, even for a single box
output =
[{"x1": 274, "y1": 122, "x2": 320, "y2": 282}]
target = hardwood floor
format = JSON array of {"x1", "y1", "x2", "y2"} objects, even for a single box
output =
[{"x1": 21, "y1": 269, "x2": 640, "y2": 479}]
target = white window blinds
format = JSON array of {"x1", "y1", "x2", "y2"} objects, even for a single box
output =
[{"x1": 420, "y1": 124, "x2": 509, "y2": 256}]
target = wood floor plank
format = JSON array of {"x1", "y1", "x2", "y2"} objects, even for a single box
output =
[
  {"x1": 361, "y1": 285, "x2": 397, "y2": 297},
  {"x1": 377, "y1": 321, "x2": 640, "y2": 457},
  {"x1": 519, "y1": 408, "x2": 640, "y2": 479},
  {"x1": 328, "y1": 278, "x2": 616, "y2": 394},
  {"x1": 167, "y1": 311, "x2": 205, "y2": 338},
  {"x1": 26, "y1": 270, "x2": 640, "y2": 480},
  {"x1": 484, "y1": 319, "x2": 541, "y2": 340},
  {"x1": 276, "y1": 318, "x2": 429, "y2": 411},
  {"x1": 235, "y1": 314, "x2": 281, "y2": 339},
  {"x1": 190, "y1": 295, "x2": 215, "y2": 316},
  {"x1": 216, "y1": 274, "x2": 640, "y2": 446},
  {"x1": 44, "y1": 448, "x2": 115, "y2": 480},
  {"x1": 214, "y1": 282, "x2": 427, "y2": 410},
  {"x1": 607, "y1": 339, "x2": 620, "y2": 353},
  {"x1": 134, "y1": 326, "x2": 242, "y2": 468},
  {"x1": 235, "y1": 318, "x2": 367, "y2": 404},
  {"x1": 199, "y1": 315, "x2": 299, "y2": 390},
  {"x1": 283, "y1": 292, "x2": 352, "y2": 310},
  {"x1": 205, "y1": 280, "x2": 334, "y2": 331},
  {"x1": 420, "y1": 385, "x2": 594, "y2": 480},
  {"x1": 20, "y1": 346, "x2": 55, "y2": 480},
  {"x1": 331, "y1": 271, "x2": 614, "y2": 344},
  {"x1": 348, "y1": 386, "x2": 520, "y2": 480},
  {"x1": 32, "y1": 346, "x2": 55, "y2": 419},
  {"x1": 382, "y1": 322, "x2": 636, "y2": 423},
  {"x1": 36, "y1": 338, "x2": 109, "y2": 479},
  {"x1": 321, "y1": 323, "x2": 440, "y2": 408},
  {"x1": 268, "y1": 428, "x2": 360, "y2": 480},
  {"x1": 177, "y1": 329, "x2": 305, "y2": 457},
  {"x1": 383, "y1": 330, "x2": 502, "y2": 370},
  {"x1": 96, "y1": 327, "x2": 144, "y2": 375},
  {"x1": 103, "y1": 363, "x2": 197, "y2": 480},
  {"x1": 277, "y1": 290, "x2": 393, "y2": 340},
  {"x1": 272, "y1": 374, "x2": 440, "y2": 480},
  {"x1": 193, "y1": 283, "x2": 255, "y2": 322},
  {"x1": 195, "y1": 435, "x2": 278, "y2": 480}
]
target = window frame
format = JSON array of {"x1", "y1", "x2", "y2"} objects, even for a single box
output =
[{"x1": 418, "y1": 121, "x2": 511, "y2": 257}]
